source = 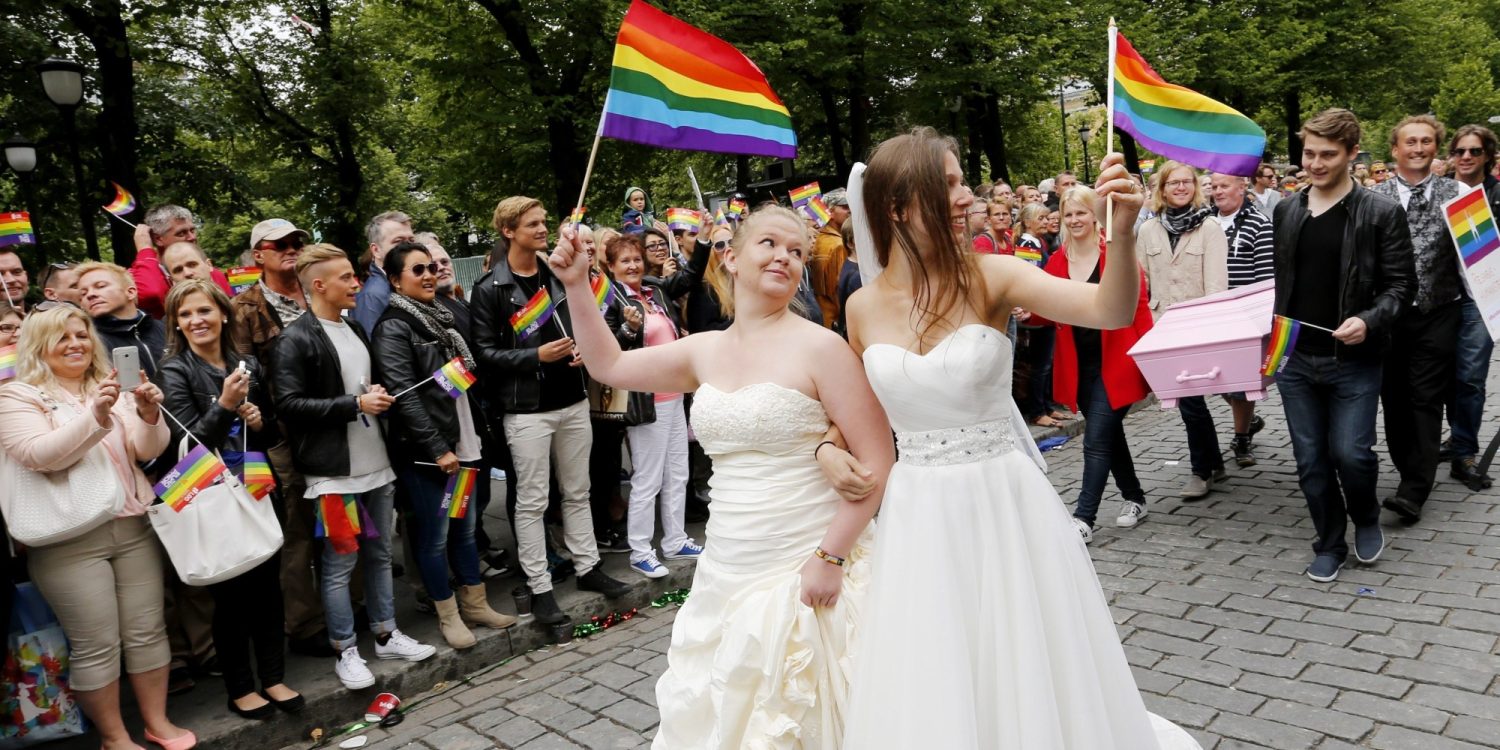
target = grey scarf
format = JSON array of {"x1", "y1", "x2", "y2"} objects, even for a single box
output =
[
  {"x1": 388, "y1": 293, "x2": 475, "y2": 370},
  {"x1": 1160, "y1": 204, "x2": 1215, "y2": 250}
]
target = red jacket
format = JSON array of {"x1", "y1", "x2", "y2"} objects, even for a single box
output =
[
  {"x1": 1039, "y1": 242, "x2": 1154, "y2": 411},
  {"x1": 130, "y1": 246, "x2": 233, "y2": 319}
]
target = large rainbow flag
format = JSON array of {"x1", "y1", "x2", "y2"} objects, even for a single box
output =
[
  {"x1": 1110, "y1": 26, "x2": 1266, "y2": 177},
  {"x1": 600, "y1": 0, "x2": 796, "y2": 159},
  {"x1": 0, "y1": 212, "x2": 35, "y2": 249}
]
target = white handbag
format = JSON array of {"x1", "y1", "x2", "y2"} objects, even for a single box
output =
[
  {"x1": 0, "y1": 384, "x2": 127, "y2": 547},
  {"x1": 147, "y1": 436, "x2": 284, "y2": 586}
]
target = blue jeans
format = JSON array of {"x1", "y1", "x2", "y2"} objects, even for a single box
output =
[
  {"x1": 396, "y1": 462, "x2": 483, "y2": 601},
  {"x1": 1448, "y1": 297, "x2": 1493, "y2": 457},
  {"x1": 320, "y1": 482, "x2": 397, "y2": 651},
  {"x1": 1073, "y1": 369, "x2": 1144, "y2": 526},
  {"x1": 1178, "y1": 395, "x2": 1223, "y2": 478},
  {"x1": 1276, "y1": 352, "x2": 1382, "y2": 562}
]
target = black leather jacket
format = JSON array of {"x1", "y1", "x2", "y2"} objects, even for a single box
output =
[
  {"x1": 158, "y1": 349, "x2": 277, "y2": 456},
  {"x1": 1272, "y1": 181, "x2": 1416, "y2": 361},
  {"x1": 270, "y1": 312, "x2": 375, "y2": 477},
  {"x1": 372, "y1": 303, "x2": 490, "y2": 463},
  {"x1": 470, "y1": 254, "x2": 578, "y2": 412}
]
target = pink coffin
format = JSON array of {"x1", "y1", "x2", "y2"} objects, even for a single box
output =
[{"x1": 1128, "y1": 279, "x2": 1274, "y2": 408}]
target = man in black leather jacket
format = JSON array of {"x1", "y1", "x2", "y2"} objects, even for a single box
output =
[{"x1": 1270, "y1": 109, "x2": 1416, "y2": 584}]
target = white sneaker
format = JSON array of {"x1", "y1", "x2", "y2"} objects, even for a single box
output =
[
  {"x1": 374, "y1": 629, "x2": 436, "y2": 662},
  {"x1": 1071, "y1": 517, "x2": 1093, "y2": 544},
  {"x1": 1116, "y1": 501, "x2": 1147, "y2": 528},
  {"x1": 335, "y1": 646, "x2": 375, "y2": 690}
]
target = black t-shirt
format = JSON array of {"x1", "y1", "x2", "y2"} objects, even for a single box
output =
[
  {"x1": 1073, "y1": 262, "x2": 1104, "y2": 377},
  {"x1": 514, "y1": 270, "x2": 585, "y2": 412},
  {"x1": 1287, "y1": 202, "x2": 1348, "y2": 357}
]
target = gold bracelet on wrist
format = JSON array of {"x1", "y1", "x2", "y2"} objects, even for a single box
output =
[{"x1": 814, "y1": 547, "x2": 846, "y2": 567}]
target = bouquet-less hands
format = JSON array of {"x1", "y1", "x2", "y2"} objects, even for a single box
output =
[
  {"x1": 800, "y1": 556, "x2": 844, "y2": 609},
  {"x1": 817, "y1": 444, "x2": 877, "y2": 501},
  {"x1": 1092, "y1": 153, "x2": 1146, "y2": 238}
]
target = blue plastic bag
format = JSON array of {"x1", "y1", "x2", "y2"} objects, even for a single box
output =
[{"x1": 0, "y1": 582, "x2": 87, "y2": 748}]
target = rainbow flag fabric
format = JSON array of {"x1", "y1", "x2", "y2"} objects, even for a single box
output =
[
  {"x1": 0, "y1": 212, "x2": 35, "y2": 249},
  {"x1": 600, "y1": 0, "x2": 796, "y2": 159},
  {"x1": 591, "y1": 273, "x2": 616, "y2": 311},
  {"x1": 314, "y1": 494, "x2": 363, "y2": 554},
  {"x1": 434, "y1": 357, "x2": 477, "y2": 399},
  {"x1": 0, "y1": 344, "x2": 17, "y2": 381},
  {"x1": 802, "y1": 196, "x2": 831, "y2": 228},
  {"x1": 227, "y1": 266, "x2": 261, "y2": 295},
  {"x1": 568, "y1": 206, "x2": 587, "y2": 226},
  {"x1": 1261, "y1": 315, "x2": 1302, "y2": 376},
  {"x1": 509, "y1": 287, "x2": 556, "y2": 340},
  {"x1": 102, "y1": 182, "x2": 137, "y2": 217},
  {"x1": 790, "y1": 182, "x2": 821, "y2": 207},
  {"x1": 239, "y1": 451, "x2": 275, "y2": 500},
  {"x1": 714, "y1": 207, "x2": 729, "y2": 227},
  {"x1": 154, "y1": 444, "x2": 228, "y2": 512},
  {"x1": 1014, "y1": 246, "x2": 1043, "y2": 263},
  {"x1": 441, "y1": 467, "x2": 478, "y2": 519},
  {"x1": 729, "y1": 198, "x2": 748, "y2": 218},
  {"x1": 1111, "y1": 28, "x2": 1266, "y2": 177},
  {"x1": 665, "y1": 207, "x2": 702, "y2": 231},
  {"x1": 1445, "y1": 186, "x2": 1499, "y2": 267}
]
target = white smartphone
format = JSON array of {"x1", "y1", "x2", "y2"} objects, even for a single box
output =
[{"x1": 112, "y1": 347, "x2": 142, "y2": 389}]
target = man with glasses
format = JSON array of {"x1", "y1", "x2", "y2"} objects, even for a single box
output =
[
  {"x1": 1370, "y1": 161, "x2": 1392, "y2": 183},
  {"x1": 132, "y1": 204, "x2": 232, "y2": 319},
  {"x1": 1251, "y1": 162, "x2": 1281, "y2": 215},
  {"x1": 0, "y1": 248, "x2": 30, "y2": 313}
]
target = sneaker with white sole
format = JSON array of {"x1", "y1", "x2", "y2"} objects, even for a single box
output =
[
  {"x1": 1116, "y1": 501, "x2": 1147, "y2": 528},
  {"x1": 373, "y1": 630, "x2": 435, "y2": 662},
  {"x1": 662, "y1": 540, "x2": 704, "y2": 560},
  {"x1": 630, "y1": 555, "x2": 670, "y2": 579},
  {"x1": 1071, "y1": 517, "x2": 1093, "y2": 544},
  {"x1": 334, "y1": 646, "x2": 374, "y2": 690}
]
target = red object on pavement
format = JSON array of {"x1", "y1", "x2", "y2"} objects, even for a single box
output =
[{"x1": 364, "y1": 693, "x2": 400, "y2": 723}]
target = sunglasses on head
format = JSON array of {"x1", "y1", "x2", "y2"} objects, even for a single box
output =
[{"x1": 405, "y1": 263, "x2": 440, "y2": 277}]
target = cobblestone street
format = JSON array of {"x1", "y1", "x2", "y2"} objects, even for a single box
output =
[{"x1": 325, "y1": 365, "x2": 1500, "y2": 750}]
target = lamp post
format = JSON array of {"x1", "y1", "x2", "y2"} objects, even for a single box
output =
[
  {"x1": 37, "y1": 57, "x2": 99, "y2": 261},
  {"x1": 1078, "y1": 124, "x2": 1094, "y2": 183},
  {"x1": 2, "y1": 133, "x2": 45, "y2": 266}
]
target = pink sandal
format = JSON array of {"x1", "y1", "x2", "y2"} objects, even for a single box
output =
[{"x1": 143, "y1": 729, "x2": 197, "y2": 750}]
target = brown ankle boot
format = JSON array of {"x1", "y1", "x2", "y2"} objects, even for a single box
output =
[
  {"x1": 433, "y1": 596, "x2": 476, "y2": 649},
  {"x1": 458, "y1": 584, "x2": 517, "y2": 629}
]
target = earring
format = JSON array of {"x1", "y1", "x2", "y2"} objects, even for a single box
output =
[{"x1": 726, "y1": 264, "x2": 736, "y2": 273}]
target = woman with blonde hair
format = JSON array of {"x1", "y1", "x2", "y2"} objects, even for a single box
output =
[
  {"x1": 1138, "y1": 160, "x2": 1229, "y2": 500},
  {"x1": 0, "y1": 306, "x2": 196, "y2": 750}
]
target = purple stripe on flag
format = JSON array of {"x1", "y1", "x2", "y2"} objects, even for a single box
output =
[
  {"x1": 601, "y1": 112, "x2": 797, "y2": 159},
  {"x1": 1114, "y1": 112, "x2": 1263, "y2": 177}
]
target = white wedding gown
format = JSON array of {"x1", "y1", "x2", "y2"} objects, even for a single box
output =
[
  {"x1": 845, "y1": 324, "x2": 1200, "y2": 749},
  {"x1": 653, "y1": 382, "x2": 875, "y2": 749}
]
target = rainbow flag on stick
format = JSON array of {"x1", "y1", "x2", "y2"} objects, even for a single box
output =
[
  {"x1": 239, "y1": 451, "x2": 275, "y2": 500},
  {"x1": 314, "y1": 494, "x2": 363, "y2": 554},
  {"x1": 0, "y1": 212, "x2": 35, "y2": 249},
  {"x1": 665, "y1": 207, "x2": 702, "y2": 231},
  {"x1": 789, "y1": 182, "x2": 821, "y2": 207},
  {"x1": 1110, "y1": 26, "x2": 1266, "y2": 177},
  {"x1": 102, "y1": 182, "x2": 137, "y2": 217},
  {"x1": 599, "y1": 0, "x2": 797, "y2": 159},
  {"x1": 0, "y1": 344, "x2": 17, "y2": 381},
  {"x1": 714, "y1": 207, "x2": 729, "y2": 227},
  {"x1": 801, "y1": 196, "x2": 831, "y2": 228},
  {"x1": 728, "y1": 198, "x2": 748, "y2": 218},
  {"x1": 509, "y1": 287, "x2": 556, "y2": 340},
  {"x1": 154, "y1": 444, "x2": 228, "y2": 512},
  {"x1": 228, "y1": 266, "x2": 261, "y2": 295},
  {"x1": 441, "y1": 467, "x2": 478, "y2": 519},
  {"x1": 434, "y1": 357, "x2": 477, "y2": 399},
  {"x1": 591, "y1": 273, "x2": 616, "y2": 311},
  {"x1": 568, "y1": 206, "x2": 587, "y2": 226},
  {"x1": 1445, "y1": 186, "x2": 1500, "y2": 267},
  {"x1": 1261, "y1": 315, "x2": 1303, "y2": 376}
]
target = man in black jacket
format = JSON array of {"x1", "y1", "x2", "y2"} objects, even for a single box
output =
[
  {"x1": 472, "y1": 197, "x2": 631, "y2": 625},
  {"x1": 272, "y1": 244, "x2": 436, "y2": 690},
  {"x1": 1271, "y1": 109, "x2": 1416, "y2": 583},
  {"x1": 75, "y1": 262, "x2": 166, "y2": 379}
]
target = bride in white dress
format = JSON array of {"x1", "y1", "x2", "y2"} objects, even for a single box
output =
[
  {"x1": 839, "y1": 129, "x2": 1201, "y2": 749},
  {"x1": 547, "y1": 208, "x2": 896, "y2": 749}
]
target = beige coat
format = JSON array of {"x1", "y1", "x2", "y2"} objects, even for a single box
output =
[{"x1": 1137, "y1": 216, "x2": 1229, "y2": 321}]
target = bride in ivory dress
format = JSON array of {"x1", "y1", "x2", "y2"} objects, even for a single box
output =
[
  {"x1": 837, "y1": 128, "x2": 1202, "y2": 749},
  {"x1": 547, "y1": 206, "x2": 895, "y2": 749}
]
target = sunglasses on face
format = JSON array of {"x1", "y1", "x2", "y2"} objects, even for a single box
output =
[
  {"x1": 1373, "y1": 168, "x2": 1389, "y2": 174},
  {"x1": 1452, "y1": 147, "x2": 1487, "y2": 158},
  {"x1": 405, "y1": 263, "x2": 440, "y2": 277},
  {"x1": 712, "y1": 240, "x2": 729, "y2": 251},
  {"x1": 261, "y1": 238, "x2": 304, "y2": 252}
]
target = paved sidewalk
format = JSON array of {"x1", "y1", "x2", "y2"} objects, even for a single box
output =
[{"x1": 290, "y1": 361, "x2": 1500, "y2": 749}]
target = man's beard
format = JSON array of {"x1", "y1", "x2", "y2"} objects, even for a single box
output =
[{"x1": 437, "y1": 280, "x2": 455, "y2": 296}]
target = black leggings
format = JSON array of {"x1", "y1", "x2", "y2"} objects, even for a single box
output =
[{"x1": 207, "y1": 552, "x2": 285, "y2": 698}]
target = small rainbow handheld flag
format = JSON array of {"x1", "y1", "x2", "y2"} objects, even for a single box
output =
[
  {"x1": 728, "y1": 198, "x2": 748, "y2": 218},
  {"x1": 568, "y1": 206, "x2": 588, "y2": 226},
  {"x1": 790, "y1": 182, "x2": 821, "y2": 207},
  {"x1": 102, "y1": 181, "x2": 137, "y2": 217},
  {"x1": 227, "y1": 266, "x2": 261, "y2": 295},
  {"x1": 434, "y1": 357, "x2": 477, "y2": 399},
  {"x1": 314, "y1": 494, "x2": 363, "y2": 554},
  {"x1": 240, "y1": 451, "x2": 275, "y2": 500},
  {"x1": 591, "y1": 273, "x2": 616, "y2": 311},
  {"x1": 154, "y1": 444, "x2": 228, "y2": 512},
  {"x1": 1261, "y1": 315, "x2": 1302, "y2": 376},
  {"x1": 1015, "y1": 246, "x2": 1043, "y2": 263},
  {"x1": 665, "y1": 207, "x2": 702, "y2": 231},
  {"x1": 801, "y1": 196, "x2": 831, "y2": 228},
  {"x1": 1444, "y1": 186, "x2": 1499, "y2": 267},
  {"x1": 0, "y1": 344, "x2": 17, "y2": 381},
  {"x1": 509, "y1": 287, "x2": 556, "y2": 340},
  {"x1": 441, "y1": 467, "x2": 478, "y2": 519},
  {"x1": 1110, "y1": 26, "x2": 1266, "y2": 177},
  {"x1": 0, "y1": 212, "x2": 35, "y2": 249},
  {"x1": 714, "y1": 207, "x2": 729, "y2": 227}
]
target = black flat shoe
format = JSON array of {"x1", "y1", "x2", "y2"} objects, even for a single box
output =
[
  {"x1": 1382, "y1": 495, "x2": 1422, "y2": 523},
  {"x1": 227, "y1": 696, "x2": 275, "y2": 720},
  {"x1": 260, "y1": 690, "x2": 305, "y2": 714}
]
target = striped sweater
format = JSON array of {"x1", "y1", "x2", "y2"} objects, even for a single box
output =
[{"x1": 1220, "y1": 200, "x2": 1275, "y2": 288}]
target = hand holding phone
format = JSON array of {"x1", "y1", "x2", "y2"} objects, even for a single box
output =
[{"x1": 112, "y1": 347, "x2": 142, "y2": 390}]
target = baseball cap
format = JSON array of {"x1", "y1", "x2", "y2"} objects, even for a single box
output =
[
  {"x1": 824, "y1": 188, "x2": 849, "y2": 207},
  {"x1": 250, "y1": 219, "x2": 310, "y2": 249}
]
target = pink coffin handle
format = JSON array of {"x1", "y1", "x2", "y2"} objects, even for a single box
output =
[{"x1": 1175, "y1": 366, "x2": 1221, "y2": 384}]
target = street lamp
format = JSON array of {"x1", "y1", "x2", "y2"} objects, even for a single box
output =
[
  {"x1": 2, "y1": 133, "x2": 45, "y2": 266},
  {"x1": 36, "y1": 56, "x2": 100, "y2": 260},
  {"x1": 1078, "y1": 125, "x2": 1094, "y2": 183}
]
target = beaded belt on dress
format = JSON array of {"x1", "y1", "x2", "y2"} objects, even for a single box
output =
[{"x1": 895, "y1": 418, "x2": 1016, "y2": 466}]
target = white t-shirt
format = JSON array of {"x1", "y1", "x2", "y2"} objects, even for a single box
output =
[
  {"x1": 454, "y1": 395, "x2": 482, "y2": 463},
  {"x1": 304, "y1": 316, "x2": 396, "y2": 498}
]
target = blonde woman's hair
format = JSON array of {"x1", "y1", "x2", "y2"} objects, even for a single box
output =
[
  {"x1": 1058, "y1": 185, "x2": 1102, "y2": 256},
  {"x1": 14, "y1": 306, "x2": 112, "y2": 393},
  {"x1": 1150, "y1": 162, "x2": 1202, "y2": 213},
  {"x1": 707, "y1": 207, "x2": 809, "y2": 319}
]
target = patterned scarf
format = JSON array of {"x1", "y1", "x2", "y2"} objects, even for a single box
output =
[
  {"x1": 388, "y1": 293, "x2": 475, "y2": 370},
  {"x1": 1160, "y1": 204, "x2": 1216, "y2": 250}
]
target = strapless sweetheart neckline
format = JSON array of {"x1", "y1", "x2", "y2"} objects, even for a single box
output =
[
  {"x1": 695, "y1": 380, "x2": 819, "y2": 404},
  {"x1": 861, "y1": 322, "x2": 1007, "y2": 359}
]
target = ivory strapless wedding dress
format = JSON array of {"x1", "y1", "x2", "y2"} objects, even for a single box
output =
[
  {"x1": 845, "y1": 324, "x2": 1200, "y2": 750},
  {"x1": 653, "y1": 382, "x2": 875, "y2": 750}
]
